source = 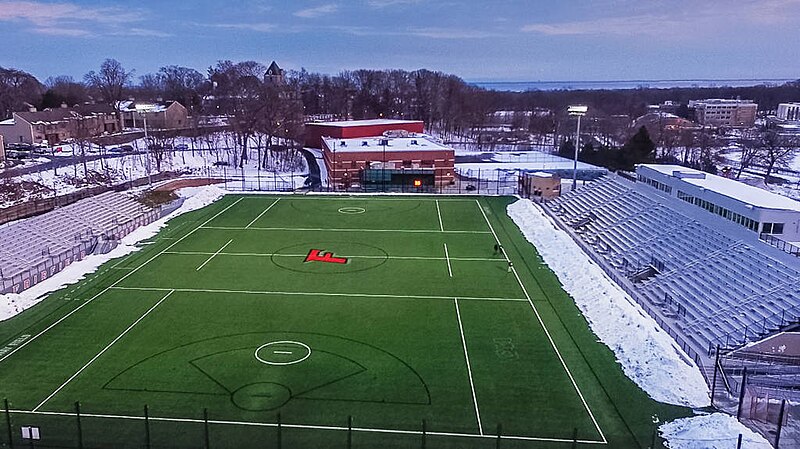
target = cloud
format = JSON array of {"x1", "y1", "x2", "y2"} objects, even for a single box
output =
[
  {"x1": 366, "y1": 0, "x2": 421, "y2": 7},
  {"x1": 0, "y1": 1, "x2": 168, "y2": 37},
  {"x1": 406, "y1": 27, "x2": 502, "y2": 39},
  {"x1": 211, "y1": 22, "x2": 277, "y2": 33},
  {"x1": 294, "y1": 4, "x2": 338, "y2": 18},
  {"x1": 521, "y1": 1, "x2": 800, "y2": 37}
]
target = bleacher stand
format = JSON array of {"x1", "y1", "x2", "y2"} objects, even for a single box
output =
[
  {"x1": 544, "y1": 175, "x2": 800, "y2": 358},
  {"x1": 0, "y1": 192, "x2": 158, "y2": 294}
]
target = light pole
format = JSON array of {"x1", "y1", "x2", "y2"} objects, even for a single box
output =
[
  {"x1": 382, "y1": 139, "x2": 387, "y2": 193},
  {"x1": 332, "y1": 140, "x2": 337, "y2": 192},
  {"x1": 135, "y1": 104, "x2": 156, "y2": 185},
  {"x1": 567, "y1": 105, "x2": 588, "y2": 191}
]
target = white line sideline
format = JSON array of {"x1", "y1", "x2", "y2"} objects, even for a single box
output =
[
  {"x1": 474, "y1": 199, "x2": 607, "y2": 444},
  {"x1": 164, "y1": 251, "x2": 502, "y2": 263},
  {"x1": 110, "y1": 286, "x2": 526, "y2": 303},
  {"x1": 8, "y1": 410, "x2": 606, "y2": 444},
  {"x1": 0, "y1": 197, "x2": 245, "y2": 366},
  {"x1": 246, "y1": 198, "x2": 280, "y2": 229},
  {"x1": 33, "y1": 290, "x2": 176, "y2": 412},
  {"x1": 435, "y1": 199, "x2": 445, "y2": 232},
  {"x1": 195, "y1": 239, "x2": 234, "y2": 271},
  {"x1": 454, "y1": 298, "x2": 483, "y2": 435},
  {"x1": 443, "y1": 244, "x2": 453, "y2": 277},
  {"x1": 201, "y1": 226, "x2": 489, "y2": 234}
]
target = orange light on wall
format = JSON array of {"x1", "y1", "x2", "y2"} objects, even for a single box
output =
[{"x1": 413, "y1": 179, "x2": 422, "y2": 187}]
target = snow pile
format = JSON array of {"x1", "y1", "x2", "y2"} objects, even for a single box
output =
[
  {"x1": 507, "y1": 199, "x2": 710, "y2": 408},
  {"x1": 660, "y1": 413, "x2": 773, "y2": 449},
  {"x1": 0, "y1": 186, "x2": 227, "y2": 321}
]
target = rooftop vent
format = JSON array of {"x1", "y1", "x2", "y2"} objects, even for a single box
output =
[
  {"x1": 410, "y1": 139, "x2": 418, "y2": 145},
  {"x1": 362, "y1": 141, "x2": 369, "y2": 146}
]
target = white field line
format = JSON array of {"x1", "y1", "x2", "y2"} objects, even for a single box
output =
[
  {"x1": 246, "y1": 198, "x2": 280, "y2": 229},
  {"x1": 202, "y1": 226, "x2": 489, "y2": 234},
  {"x1": 443, "y1": 244, "x2": 453, "y2": 277},
  {"x1": 474, "y1": 199, "x2": 607, "y2": 444},
  {"x1": 195, "y1": 239, "x2": 234, "y2": 271},
  {"x1": 110, "y1": 286, "x2": 526, "y2": 303},
  {"x1": 435, "y1": 200, "x2": 445, "y2": 232},
  {"x1": 454, "y1": 298, "x2": 483, "y2": 435},
  {"x1": 165, "y1": 251, "x2": 500, "y2": 263},
  {"x1": 33, "y1": 290, "x2": 175, "y2": 412},
  {"x1": 0, "y1": 197, "x2": 245, "y2": 366},
  {"x1": 9, "y1": 409, "x2": 606, "y2": 444}
]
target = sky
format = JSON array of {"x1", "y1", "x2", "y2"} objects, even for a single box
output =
[{"x1": 0, "y1": 0, "x2": 799, "y2": 83}]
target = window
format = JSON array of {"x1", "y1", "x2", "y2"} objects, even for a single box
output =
[{"x1": 762, "y1": 223, "x2": 785, "y2": 235}]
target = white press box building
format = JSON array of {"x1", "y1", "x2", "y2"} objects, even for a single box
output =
[{"x1": 636, "y1": 164, "x2": 800, "y2": 242}]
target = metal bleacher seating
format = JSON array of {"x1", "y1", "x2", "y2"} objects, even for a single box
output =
[
  {"x1": 546, "y1": 175, "x2": 800, "y2": 355},
  {"x1": 0, "y1": 192, "x2": 157, "y2": 295}
]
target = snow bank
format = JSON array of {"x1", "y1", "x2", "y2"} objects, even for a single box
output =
[
  {"x1": 0, "y1": 186, "x2": 227, "y2": 321},
  {"x1": 660, "y1": 413, "x2": 773, "y2": 449},
  {"x1": 506, "y1": 199, "x2": 710, "y2": 408}
]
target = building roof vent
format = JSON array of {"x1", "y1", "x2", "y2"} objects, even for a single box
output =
[{"x1": 362, "y1": 141, "x2": 369, "y2": 146}]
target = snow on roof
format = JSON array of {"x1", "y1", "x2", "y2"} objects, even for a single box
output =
[
  {"x1": 322, "y1": 135, "x2": 450, "y2": 153},
  {"x1": 311, "y1": 119, "x2": 423, "y2": 128},
  {"x1": 530, "y1": 171, "x2": 554, "y2": 178},
  {"x1": 640, "y1": 164, "x2": 800, "y2": 211},
  {"x1": 0, "y1": 118, "x2": 14, "y2": 126}
]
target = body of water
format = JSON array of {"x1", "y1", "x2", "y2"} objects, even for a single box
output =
[{"x1": 472, "y1": 79, "x2": 795, "y2": 92}]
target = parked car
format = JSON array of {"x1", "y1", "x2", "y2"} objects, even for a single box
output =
[
  {"x1": 213, "y1": 161, "x2": 230, "y2": 167},
  {"x1": 174, "y1": 144, "x2": 189, "y2": 150},
  {"x1": 465, "y1": 184, "x2": 476, "y2": 191},
  {"x1": 119, "y1": 145, "x2": 134, "y2": 152}
]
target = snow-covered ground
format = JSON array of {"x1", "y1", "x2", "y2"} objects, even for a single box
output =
[
  {"x1": 0, "y1": 186, "x2": 227, "y2": 321},
  {"x1": 660, "y1": 413, "x2": 773, "y2": 449},
  {"x1": 506, "y1": 198, "x2": 787, "y2": 447},
  {"x1": 0, "y1": 133, "x2": 309, "y2": 208},
  {"x1": 506, "y1": 199, "x2": 710, "y2": 408}
]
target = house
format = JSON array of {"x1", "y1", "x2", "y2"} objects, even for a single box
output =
[
  {"x1": 265, "y1": 61, "x2": 285, "y2": 85},
  {"x1": 118, "y1": 100, "x2": 189, "y2": 130},
  {"x1": 0, "y1": 104, "x2": 119, "y2": 145}
]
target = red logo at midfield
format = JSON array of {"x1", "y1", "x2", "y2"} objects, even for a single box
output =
[{"x1": 305, "y1": 249, "x2": 348, "y2": 264}]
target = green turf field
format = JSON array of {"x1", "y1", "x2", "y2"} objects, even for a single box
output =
[{"x1": 0, "y1": 195, "x2": 689, "y2": 448}]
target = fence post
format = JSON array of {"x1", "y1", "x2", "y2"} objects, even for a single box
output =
[
  {"x1": 496, "y1": 423, "x2": 502, "y2": 449},
  {"x1": 203, "y1": 408, "x2": 210, "y2": 449},
  {"x1": 277, "y1": 412, "x2": 282, "y2": 449},
  {"x1": 75, "y1": 402, "x2": 83, "y2": 449},
  {"x1": 347, "y1": 415, "x2": 353, "y2": 449},
  {"x1": 571, "y1": 428, "x2": 578, "y2": 449},
  {"x1": 775, "y1": 399, "x2": 787, "y2": 448},
  {"x1": 711, "y1": 346, "x2": 720, "y2": 406},
  {"x1": 736, "y1": 368, "x2": 748, "y2": 420},
  {"x1": 421, "y1": 420, "x2": 426, "y2": 449},
  {"x1": 144, "y1": 405, "x2": 151, "y2": 449},
  {"x1": 4, "y1": 398, "x2": 13, "y2": 449},
  {"x1": 736, "y1": 434, "x2": 743, "y2": 449}
]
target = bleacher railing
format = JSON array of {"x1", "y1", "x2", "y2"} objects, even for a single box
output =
[{"x1": 760, "y1": 233, "x2": 800, "y2": 257}]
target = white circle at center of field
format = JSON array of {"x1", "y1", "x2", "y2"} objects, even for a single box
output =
[
  {"x1": 338, "y1": 207, "x2": 366, "y2": 215},
  {"x1": 254, "y1": 341, "x2": 312, "y2": 366}
]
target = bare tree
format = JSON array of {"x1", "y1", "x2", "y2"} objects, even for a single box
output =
[
  {"x1": 85, "y1": 59, "x2": 133, "y2": 130},
  {"x1": 736, "y1": 129, "x2": 764, "y2": 179},
  {"x1": 759, "y1": 131, "x2": 798, "y2": 183}
]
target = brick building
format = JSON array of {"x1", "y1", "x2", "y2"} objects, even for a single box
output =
[
  {"x1": 0, "y1": 104, "x2": 119, "y2": 145},
  {"x1": 311, "y1": 119, "x2": 453, "y2": 190},
  {"x1": 688, "y1": 99, "x2": 757, "y2": 127}
]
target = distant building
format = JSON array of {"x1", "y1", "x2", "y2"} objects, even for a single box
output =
[
  {"x1": 265, "y1": 61, "x2": 285, "y2": 85},
  {"x1": 631, "y1": 112, "x2": 697, "y2": 142},
  {"x1": 0, "y1": 104, "x2": 119, "y2": 145},
  {"x1": 777, "y1": 103, "x2": 800, "y2": 122},
  {"x1": 688, "y1": 99, "x2": 757, "y2": 127},
  {"x1": 519, "y1": 171, "x2": 561, "y2": 200},
  {"x1": 312, "y1": 119, "x2": 453, "y2": 190},
  {"x1": 118, "y1": 101, "x2": 189, "y2": 129},
  {"x1": 647, "y1": 101, "x2": 682, "y2": 115},
  {"x1": 636, "y1": 164, "x2": 800, "y2": 240}
]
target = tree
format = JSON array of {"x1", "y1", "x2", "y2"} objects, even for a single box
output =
[
  {"x1": 759, "y1": 131, "x2": 798, "y2": 183},
  {"x1": 0, "y1": 66, "x2": 43, "y2": 119},
  {"x1": 85, "y1": 59, "x2": 133, "y2": 129},
  {"x1": 41, "y1": 76, "x2": 88, "y2": 109},
  {"x1": 736, "y1": 129, "x2": 764, "y2": 179},
  {"x1": 619, "y1": 126, "x2": 655, "y2": 170}
]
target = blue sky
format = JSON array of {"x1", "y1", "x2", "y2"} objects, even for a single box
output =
[{"x1": 1, "y1": 0, "x2": 799, "y2": 82}]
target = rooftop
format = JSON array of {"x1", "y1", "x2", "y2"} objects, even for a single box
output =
[
  {"x1": 640, "y1": 164, "x2": 800, "y2": 211},
  {"x1": 310, "y1": 119, "x2": 423, "y2": 128},
  {"x1": 322, "y1": 135, "x2": 450, "y2": 153}
]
